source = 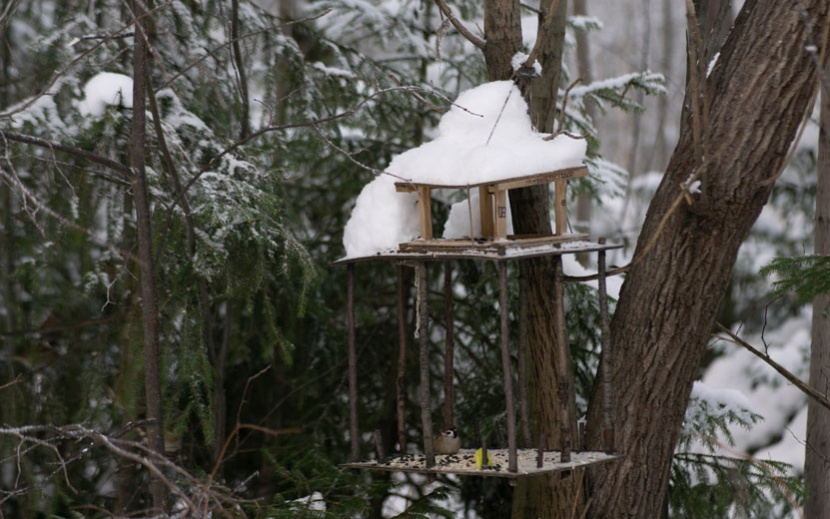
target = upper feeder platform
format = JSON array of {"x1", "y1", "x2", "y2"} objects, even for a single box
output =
[
  {"x1": 396, "y1": 166, "x2": 588, "y2": 248},
  {"x1": 342, "y1": 449, "x2": 620, "y2": 479}
]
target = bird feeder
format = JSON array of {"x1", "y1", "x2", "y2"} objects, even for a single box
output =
[{"x1": 336, "y1": 164, "x2": 621, "y2": 479}]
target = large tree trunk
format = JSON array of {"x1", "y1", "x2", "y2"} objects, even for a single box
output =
[
  {"x1": 585, "y1": 1, "x2": 828, "y2": 517},
  {"x1": 805, "y1": 52, "x2": 830, "y2": 518}
]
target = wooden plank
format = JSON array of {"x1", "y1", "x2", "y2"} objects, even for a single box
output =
[
  {"x1": 479, "y1": 186, "x2": 494, "y2": 238},
  {"x1": 494, "y1": 188, "x2": 508, "y2": 240},
  {"x1": 398, "y1": 233, "x2": 589, "y2": 253},
  {"x1": 554, "y1": 179, "x2": 567, "y2": 236},
  {"x1": 340, "y1": 448, "x2": 619, "y2": 479},
  {"x1": 394, "y1": 166, "x2": 588, "y2": 191},
  {"x1": 487, "y1": 166, "x2": 588, "y2": 193},
  {"x1": 418, "y1": 186, "x2": 433, "y2": 240}
]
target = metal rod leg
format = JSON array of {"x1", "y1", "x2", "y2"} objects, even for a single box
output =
[
  {"x1": 553, "y1": 257, "x2": 572, "y2": 463},
  {"x1": 397, "y1": 264, "x2": 408, "y2": 454},
  {"x1": 417, "y1": 262, "x2": 435, "y2": 468},
  {"x1": 598, "y1": 237, "x2": 615, "y2": 452},
  {"x1": 443, "y1": 261, "x2": 455, "y2": 428},
  {"x1": 499, "y1": 262, "x2": 518, "y2": 472},
  {"x1": 347, "y1": 264, "x2": 359, "y2": 462}
]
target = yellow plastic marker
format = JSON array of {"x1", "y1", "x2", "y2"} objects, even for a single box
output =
[{"x1": 475, "y1": 448, "x2": 493, "y2": 469}]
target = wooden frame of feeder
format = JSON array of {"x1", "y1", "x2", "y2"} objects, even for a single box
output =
[
  {"x1": 337, "y1": 239, "x2": 620, "y2": 479},
  {"x1": 394, "y1": 166, "x2": 589, "y2": 250}
]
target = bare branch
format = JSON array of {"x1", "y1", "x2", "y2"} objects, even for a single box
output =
[
  {"x1": 522, "y1": 0, "x2": 562, "y2": 71},
  {"x1": 0, "y1": 130, "x2": 132, "y2": 176},
  {"x1": 434, "y1": 0, "x2": 486, "y2": 49},
  {"x1": 716, "y1": 323, "x2": 830, "y2": 412}
]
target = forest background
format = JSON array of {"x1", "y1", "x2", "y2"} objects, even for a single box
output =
[{"x1": 0, "y1": 0, "x2": 825, "y2": 517}]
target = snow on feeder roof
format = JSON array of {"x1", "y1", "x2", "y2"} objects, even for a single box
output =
[{"x1": 342, "y1": 81, "x2": 588, "y2": 259}]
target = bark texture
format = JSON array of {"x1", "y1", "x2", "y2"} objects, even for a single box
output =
[
  {"x1": 585, "y1": 2, "x2": 828, "y2": 517},
  {"x1": 805, "y1": 53, "x2": 830, "y2": 518},
  {"x1": 131, "y1": 0, "x2": 167, "y2": 510}
]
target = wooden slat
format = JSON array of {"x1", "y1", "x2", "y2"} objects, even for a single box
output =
[
  {"x1": 494, "y1": 188, "x2": 508, "y2": 240},
  {"x1": 487, "y1": 167, "x2": 588, "y2": 193},
  {"x1": 398, "y1": 233, "x2": 589, "y2": 253},
  {"x1": 479, "y1": 186, "x2": 494, "y2": 238},
  {"x1": 554, "y1": 179, "x2": 567, "y2": 236},
  {"x1": 418, "y1": 186, "x2": 433, "y2": 240},
  {"x1": 394, "y1": 166, "x2": 588, "y2": 191}
]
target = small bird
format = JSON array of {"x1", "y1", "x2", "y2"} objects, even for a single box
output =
[{"x1": 434, "y1": 426, "x2": 461, "y2": 455}]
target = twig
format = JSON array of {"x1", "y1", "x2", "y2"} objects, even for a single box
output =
[
  {"x1": 715, "y1": 323, "x2": 830, "y2": 412},
  {"x1": 434, "y1": 0, "x2": 485, "y2": 49},
  {"x1": 522, "y1": 0, "x2": 562, "y2": 70}
]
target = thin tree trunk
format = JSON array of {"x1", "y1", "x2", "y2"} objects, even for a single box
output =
[
  {"x1": 130, "y1": 0, "x2": 167, "y2": 511},
  {"x1": 483, "y1": 0, "x2": 584, "y2": 515},
  {"x1": 585, "y1": 2, "x2": 827, "y2": 517},
  {"x1": 573, "y1": 0, "x2": 594, "y2": 265},
  {"x1": 805, "y1": 53, "x2": 830, "y2": 518}
]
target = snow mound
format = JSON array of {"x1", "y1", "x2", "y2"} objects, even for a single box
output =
[
  {"x1": 342, "y1": 80, "x2": 587, "y2": 258},
  {"x1": 79, "y1": 72, "x2": 133, "y2": 117}
]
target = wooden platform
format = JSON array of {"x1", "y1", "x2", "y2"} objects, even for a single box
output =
[
  {"x1": 398, "y1": 233, "x2": 589, "y2": 253},
  {"x1": 334, "y1": 239, "x2": 620, "y2": 265},
  {"x1": 342, "y1": 448, "x2": 619, "y2": 479}
]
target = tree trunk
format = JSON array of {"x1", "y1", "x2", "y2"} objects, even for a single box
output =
[
  {"x1": 482, "y1": 0, "x2": 583, "y2": 516},
  {"x1": 805, "y1": 52, "x2": 830, "y2": 518},
  {"x1": 130, "y1": 0, "x2": 167, "y2": 511},
  {"x1": 585, "y1": 1, "x2": 827, "y2": 517}
]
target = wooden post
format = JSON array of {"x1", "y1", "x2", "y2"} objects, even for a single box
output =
[
  {"x1": 418, "y1": 186, "x2": 433, "y2": 240},
  {"x1": 347, "y1": 264, "x2": 359, "y2": 462},
  {"x1": 597, "y1": 238, "x2": 615, "y2": 452},
  {"x1": 499, "y1": 261, "x2": 518, "y2": 472},
  {"x1": 479, "y1": 186, "x2": 494, "y2": 238},
  {"x1": 396, "y1": 265, "x2": 408, "y2": 454},
  {"x1": 553, "y1": 257, "x2": 572, "y2": 462},
  {"x1": 494, "y1": 188, "x2": 508, "y2": 240},
  {"x1": 554, "y1": 179, "x2": 567, "y2": 236},
  {"x1": 416, "y1": 262, "x2": 435, "y2": 467},
  {"x1": 443, "y1": 261, "x2": 455, "y2": 427}
]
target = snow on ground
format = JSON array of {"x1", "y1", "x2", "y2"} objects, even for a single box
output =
[
  {"x1": 78, "y1": 72, "x2": 133, "y2": 117},
  {"x1": 342, "y1": 80, "x2": 587, "y2": 257}
]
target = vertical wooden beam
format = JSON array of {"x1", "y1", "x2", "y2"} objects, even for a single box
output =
[
  {"x1": 479, "y1": 186, "x2": 494, "y2": 238},
  {"x1": 597, "y1": 238, "x2": 615, "y2": 452},
  {"x1": 553, "y1": 257, "x2": 572, "y2": 462},
  {"x1": 443, "y1": 261, "x2": 455, "y2": 427},
  {"x1": 396, "y1": 264, "x2": 408, "y2": 454},
  {"x1": 347, "y1": 264, "x2": 359, "y2": 462},
  {"x1": 418, "y1": 186, "x2": 433, "y2": 240},
  {"x1": 554, "y1": 179, "x2": 567, "y2": 235},
  {"x1": 494, "y1": 188, "x2": 508, "y2": 240},
  {"x1": 416, "y1": 262, "x2": 435, "y2": 467},
  {"x1": 499, "y1": 261, "x2": 518, "y2": 472}
]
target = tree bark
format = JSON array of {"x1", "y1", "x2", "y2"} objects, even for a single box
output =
[
  {"x1": 805, "y1": 49, "x2": 830, "y2": 519},
  {"x1": 482, "y1": 0, "x2": 584, "y2": 516},
  {"x1": 585, "y1": 1, "x2": 828, "y2": 517},
  {"x1": 130, "y1": 0, "x2": 167, "y2": 511}
]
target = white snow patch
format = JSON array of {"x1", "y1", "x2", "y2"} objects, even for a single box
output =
[
  {"x1": 78, "y1": 72, "x2": 133, "y2": 117},
  {"x1": 342, "y1": 81, "x2": 587, "y2": 257}
]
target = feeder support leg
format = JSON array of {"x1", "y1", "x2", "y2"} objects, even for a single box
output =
[
  {"x1": 347, "y1": 264, "x2": 359, "y2": 462},
  {"x1": 417, "y1": 262, "x2": 435, "y2": 467},
  {"x1": 499, "y1": 261, "x2": 518, "y2": 472}
]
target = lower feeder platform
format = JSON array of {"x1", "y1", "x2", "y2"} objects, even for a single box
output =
[{"x1": 342, "y1": 449, "x2": 620, "y2": 479}]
